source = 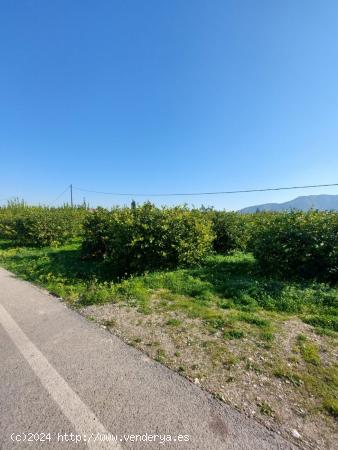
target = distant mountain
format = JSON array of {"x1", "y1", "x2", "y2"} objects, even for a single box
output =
[{"x1": 239, "y1": 194, "x2": 338, "y2": 213}]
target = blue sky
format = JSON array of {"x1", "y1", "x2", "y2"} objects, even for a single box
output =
[{"x1": 1, "y1": 0, "x2": 337, "y2": 210}]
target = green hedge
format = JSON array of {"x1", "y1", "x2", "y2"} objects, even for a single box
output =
[
  {"x1": 82, "y1": 203, "x2": 215, "y2": 275},
  {"x1": 2, "y1": 202, "x2": 337, "y2": 283},
  {"x1": 251, "y1": 211, "x2": 338, "y2": 281},
  {"x1": 0, "y1": 204, "x2": 87, "y2": 247},
  {"x1": 211, "y1": 211, "x2": 251, "y2": 253}
]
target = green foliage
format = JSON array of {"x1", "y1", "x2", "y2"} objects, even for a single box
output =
[
  {"x1": 82, "y1": 203, "x2": 215, "y2": 275},
  {"x1": 258, "y1": 401, "x2": 275, "y2": 417},
  {"x1": 211, "y1": 211, "x2": 251, "y2": 254},
  {"x1": 1, "y1": 235, "x2": 337, "y2": 425},
  {"x1": 238, "y1": 313, "x2": 270, "y2": 328},
  {"x1": 251, "y1": 210, "x2": 338, "y2": 281},
  {"x1": 301, "y1": 364, "x2": 338, "y2": 419},
  {"x1": 2, "y1": 203, "x2": 337, "y2": 284},
  {"x1": 323, "y1": 398, "x2": 338, "y2": 418},
  {"x1": 260, "y1": 330, "x2": 275, "y2": 341},
  {"x1": 208, "y1": 209, "x2": 338, "y2": 282},
  {"x1": 224, "y1": 329, "x2": 245, "y2": 339},
  {"x1": 0, "y1": 202, "x2": 88, "y2": 247},
  {"x1": 303, "y1": 315, "x2": 338, "y2": 332},
  {"x1": 273, "y1": 366, "x2": 303, "y2": 386},
  {"x1": 166, "y1": 318, "x2": 181, "y2": 326},
  {"x1": 1, "y1": 240, "x2": 336, "y2": 333},
  {"x1": 155, "y1": 348, "x2": 166, "y2": 363},
  {"x1": 142, "y1": 271, "x2": 214, "y2": 301},
  {"x1": 297, "y1": 335, "x2": 321, "y2": 365}
]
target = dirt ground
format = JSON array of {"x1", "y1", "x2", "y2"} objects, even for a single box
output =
[{"x1": 80, "y1": 301, "x2": 338, "y2": 450}]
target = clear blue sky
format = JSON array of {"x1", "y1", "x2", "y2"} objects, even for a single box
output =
[{"x1": 1, "y1": 0, "x2": 337, "y2": 210}]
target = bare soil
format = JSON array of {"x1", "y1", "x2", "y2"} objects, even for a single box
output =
[{"x1": 80, "y1": 301, "x2": 338, "y2": 450}]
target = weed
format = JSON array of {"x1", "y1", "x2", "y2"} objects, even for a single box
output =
[
  {"x1": 222, "y1": 354, "x2": 238, "y2": 369},
  {"x1": 239, "y1": 313, "x2": 270, "y2": 328},
  {"x1": 273, "y1": 367, "x2": 303, "y2": 387},
  {"x1": 246, "y1": 360, "x2": 262, "y2": 374},
  {"x1": 101, "y1": 318, "x2": 116, "y2": 327},
  {"x1": 258, "y1": 401, "x2": 274, "y2": 417},
  {"x1": 313, "y1": 327, "x2": 337, "y2": 338},
  {"x1": 303, "y1": 315, "x2": 338, "y2": 332},
  {"x1": 260, "y1": 331, "x2": 275, "y2": 341},
  {"x1": 297, "y1": 335, "x2": 321, "y2": 365},
  {"x1": 206, "y1": 317, "x2": 226, "y2": 330},
  {"x1": 155, "y1": 349, "x2": 166, "y2": 363},
  {"x1": 224, "y1": 329, "x2": 245, "y2": 340},
  {"x1": 297, "y1": 333, "x2": 307, "y2": 343},
  {"x1": 166, "y1": 318, "x2": 181, "y2": 326},
  {"x1": 212, "y1": 392, "x2": 225, "y2": 401},
  {"x1": 323, "y1": 398, "x2": 338, "y2": 418}
]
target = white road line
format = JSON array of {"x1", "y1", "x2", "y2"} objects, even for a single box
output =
[{"x1": 0, "y1": 304, "x2": 121, "y2": 449}]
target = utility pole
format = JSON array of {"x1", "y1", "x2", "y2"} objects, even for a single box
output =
[{"x1": 70, "y1": 184, "x2": 73, "y2": 207}]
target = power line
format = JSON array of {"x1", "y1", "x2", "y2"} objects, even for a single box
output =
[
  {"x1": 72, "y1": 182, "x2": 338, "y2": 198},
  {"x1": 50, "y1": 186, "x2": 70, "y2": 205}
]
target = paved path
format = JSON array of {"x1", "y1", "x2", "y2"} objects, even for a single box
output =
[{"x1": 0, "y1": 268, "x2": 296, "y2": 450}]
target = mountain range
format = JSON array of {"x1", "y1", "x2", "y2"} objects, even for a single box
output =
[{"x1": 239, "y1": 194, "x2": 338, "y2": 213}]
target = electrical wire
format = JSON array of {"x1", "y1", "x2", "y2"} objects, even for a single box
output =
[
  {"x1": 50, "y1": 186, "x2": 70, "y2": 205},
  {"x1": 72, "y1": 182, "x2": 338, "y2": 198}
]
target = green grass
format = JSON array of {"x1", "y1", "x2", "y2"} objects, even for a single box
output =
[
  {"x1": 0, "y1": 240, "x2": 336, "y2": 331},
  {"x1": 259, "y1": 330, "x2": 275, "y2": 342},
  {"x1": 224, "y1": 329, "x2": 245, "y2": 340},
  {"x1": 238, "y1": 313, "x2": 271, "y2": 328},
  {"x1": 323, "y1": 398, "x2": 338, "y2": 418},
  {"x1": 301, "y1": 365, "x2": 338, "y2": 417},
  {"x1": 166, "y1": 318, "x2": 182, "y2": 326},
  {"x1": 274, "y1": 352, "x2": 338, "y2": 417},
  {"x1": 0, "y1": 239, "x2": 337, "y2": 419},
  {"x1": 297, "y1": 334, "x2": 321, "y2": 365},
  {"x1": 273, "y1": 366, "x2": 304, "y2": 386}
]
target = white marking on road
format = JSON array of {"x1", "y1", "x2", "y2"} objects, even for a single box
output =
[{"x1": 0, "y1": 304, "x2": 121, "y2": 449}]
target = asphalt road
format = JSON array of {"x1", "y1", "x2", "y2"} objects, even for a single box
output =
[{"x1": 0, "y1": 267, "x2": 296, "y2": 450}]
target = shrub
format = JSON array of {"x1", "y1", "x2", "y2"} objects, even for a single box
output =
[
  {"x1": 82, "y1": 203, "x2": 215, "y2": 276},
  {"x1": 0, "y1": 203, "x2": 88, "y2": 247},
  {"x1": 0, "y1": 200, "x2": 26, "y2": 240},
  {"x1": 303, "y1": 315, "x2": 338, "y2": 332},
  {"x1": 211, "y1": 211, "x2": 251, "y2": 253},
  {"x1": 251, "y1": 211, "x2": 338, "y2": 281}
]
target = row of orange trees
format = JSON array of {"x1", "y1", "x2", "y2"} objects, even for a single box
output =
[
  {"x1": 0, "y1": 202, "x2": 337, "y2": 281},
  {"x1": 209, "y1": 209, "x2": 337, "y2": 281},
  {"x1": 0, "y1": 201, "x2": 87, "y2": 246}
]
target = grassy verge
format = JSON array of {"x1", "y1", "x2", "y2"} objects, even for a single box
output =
[{"x1": 0, "y1": 240, "x2": 337, "y2": 448}]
